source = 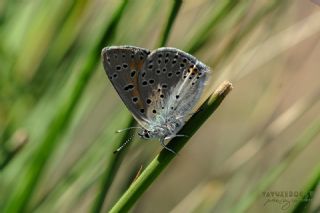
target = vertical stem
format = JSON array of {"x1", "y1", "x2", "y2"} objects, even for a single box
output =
[
  {"x1": 3, "y1": 1, "x2": 129, "y2": 212},
  {"x1": 232, "y1": 116, "x2": 320, "y2": 213},
  {"x1": 291, "y1": 160, "x2": 320, "y2": 211},
  {"x1": 91, "y1": 1, "x2": 183, "y2": 212},
  {"x1": 185, "y1": 0, "x2": 240, "y2": 54},
  {"x1": 90, "y1": 118, "x2": 135, "y2": 213},
  {"x1": 157, "y1": 0, "x2": 183, "y2": 47}
]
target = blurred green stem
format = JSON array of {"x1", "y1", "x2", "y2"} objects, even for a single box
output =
[
  {"x1": 211, "y1": 0, "x2": 286, "y2": 69},
  {"x1": 157, "y1": 0, "x2": 182, "y2": 47},
  {"x1": 291, "y1": 163, "x2": 320, "y2": 213},
  {"x1": 90, "y1": 118, "x2": 135, "y2": 213},
  {"x1": 109, "y1": 81, "x2": 232, "y2": 213},
  {"x1": 232, "y1": 116, "x2": 320, "y2": 213},
  {"x1": 4, "y1": 1, "x2": 128, "y2": 212},
  {"x1": 186, "y1": 0, "x2": 240, "y2": 54}
]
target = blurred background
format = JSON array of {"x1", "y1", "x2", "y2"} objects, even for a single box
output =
[{"x1": 0, "y1": 0, "x2": 320, "y2": 212}]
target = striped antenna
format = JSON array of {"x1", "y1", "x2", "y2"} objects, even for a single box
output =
[{"x1": 113, "y1": 136, "x2": 133, "y2": 154}]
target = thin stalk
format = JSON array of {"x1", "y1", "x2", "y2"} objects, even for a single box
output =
[
  {"x1": 90, "y1": 118, "x2": 135, "y2": 213},
  {"x1": 109, "y1": 81, "x2": 233, "y2": 213},
  {"x1": 231, "y1": 116, "x2": 320, "y2": 213},
  {"x1": 291, "y1": 162, "x2": 320, "y2": 212},
  {"x1": 0, "y1": 129, "x2": 28, "y2": 170},
  {"x1": 185, "y1": 0, "x2": 240, "y2": 54},
  {"x1": 91, "y1": 1, "x2": 183, "y2": 212},
  {"x1": 211, "y1": 0, "x2": 286, "y2": 69},
  {"x1": 30, "y1": 108, "x2": 130, "y2": 212},
  {"x1": 3, "y1": 1, "x2": 129, "y2": 212},
  {"x1": 30, "y1": 0, "x2": 90, "y2": 97},
  {"x1": 157, "y1": 0, "x2": 182, "y2": 47}
]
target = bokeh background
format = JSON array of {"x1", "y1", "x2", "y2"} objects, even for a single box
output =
[{"x1": 0, "y1": 0, "x2": 320, "y2": 212}]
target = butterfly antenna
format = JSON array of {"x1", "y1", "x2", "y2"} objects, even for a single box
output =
[
  {"x1": 115, "y1": 127, "x2": 142, "y2": 133},
  {"x1": 113, "y1": 136, "x2": 133, "y2": 154}
]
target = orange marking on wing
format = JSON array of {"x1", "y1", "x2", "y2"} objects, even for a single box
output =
[
  {"x1": 137, "y1": 61, "x2": 144, "y2": 70},
  {"x1": 130, "y1": 61, "x2": 136, "y2": 70},
  {"x1": 188, "y1": 66, "x2": 199, "y2": 75}
]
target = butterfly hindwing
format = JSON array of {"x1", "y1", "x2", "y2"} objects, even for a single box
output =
[{"x1": 138, "y1": 47, "x2": 210, "y2": 121}]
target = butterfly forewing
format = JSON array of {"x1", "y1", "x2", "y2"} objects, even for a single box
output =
[
  {"x1": 101, "y1": 46, "x2": 151, "y2": 127},
  {"x1": 138, "y1": 48, "x2": 209, "y2": 121}
]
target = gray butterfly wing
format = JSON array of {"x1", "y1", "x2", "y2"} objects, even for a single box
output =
[
  {"x1": 138, "y1": 47, "x2": 210, "y2": 121},
  {"x1": 101, "y1": 46, "x2": 151, "y2": 127}
]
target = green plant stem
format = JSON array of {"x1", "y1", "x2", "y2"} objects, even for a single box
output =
[
  {"x1": 157, "y1": 0, "x2": 182, "y2": 47},
  {"x1": 30, "y1": 0, "x2": 90, "y2": 97},
  {"x1": 109, "y1": 81, "x2": 232, "y2": 213},
  {"x1": 232, "y1": 116, "x2": 320, "y2": 213},
  {"x1": 291, "y1": 161, "x2": 320, "y2": 212},
  {"x1": 211, "y1": 0, "x2": 285, "y2": 69},
  {"x1": 91, "y1": 1, "x2": 183, "y2": 212},
  {"x1": 4, "y1": 1, "x2": 128, "y2": 212},
  {"x1": 186, "y1": 0, "x2": 240, "y2": 54},
  {"x1": 91, "y1": 118, "x2": 135, "y2": 213}
]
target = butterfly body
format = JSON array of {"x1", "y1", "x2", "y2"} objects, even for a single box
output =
[{"x1": 102, "y1": 46, "x2": 210, "y2": 152}]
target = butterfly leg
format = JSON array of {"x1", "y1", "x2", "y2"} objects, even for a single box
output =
[
  {"x1": 160, "y1": 138, "x2": 176, "y2": 154},
  {"x1": 165, "y1": 134, "x2": 188, "y2": 140}
]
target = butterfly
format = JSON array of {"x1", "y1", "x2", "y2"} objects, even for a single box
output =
[{"x1": 101, "y1": 46, "x2": 210, "y2": 153}]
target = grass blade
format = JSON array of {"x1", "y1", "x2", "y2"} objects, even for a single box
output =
[
  {"x1": 157, "y1": 0, "x2": 182, "y2": 47},
  {"x1": 90, "y1": 118, "x2": 135, "y2": 213},
  {"x1": 291, "y1": 163, "x2": 320, "y2": 213},
  {"x1": 231, "y1": 115, "x2": 320, "y2": 213},
  {"x1": 3, "y1": 1, "x2": 129, "y2": 212}
]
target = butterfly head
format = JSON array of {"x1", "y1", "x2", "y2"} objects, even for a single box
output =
[
  {"x1": 137, "y1": 128, "x2": 164, "y2": 140},
  {"x1": 138, "y1": 118, "x2": 184, "y2": 141},
  {"x1": 138, "y1": 129, "x2": 152, "y2": 139}
]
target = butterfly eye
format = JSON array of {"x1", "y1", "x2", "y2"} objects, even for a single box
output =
[{"x1": 144, "y1": 131, "x2": 150, "y2": 138}]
